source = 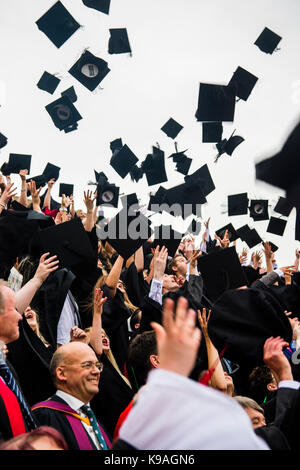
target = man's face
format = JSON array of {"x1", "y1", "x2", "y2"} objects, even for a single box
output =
[
  {"x1": 58, "y1": 345, "x2": 101, "y2": 404},
  {"x1": 174, "y1": 256, "x2": 187, "y2": 276},
  {"x1": 244, "y1": 407, "x2": 266, "y2": 429},
  {"x1": 0, "y1": 287, "x2": 22, "y2": 344},
  {"x1": 163, "y1": 274, "x2": 179, "y2": 292}
]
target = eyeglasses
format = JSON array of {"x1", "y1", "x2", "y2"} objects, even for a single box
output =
[{"x1": 78, "y1": 361, "x2": 104, "y2": 372}]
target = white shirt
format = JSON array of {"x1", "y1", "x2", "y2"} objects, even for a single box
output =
[
  {"x1": 149, "y1": 279, "x2": 163, "y2": 305},
  {"x1": 57, "y1": 292, "x2": 79, "y2": 345},
  {"x1": 56, "y1": 390, "x2": 101, "y2": 450},
  {"x1": 119, "y1": 369, "x2": 269, "y2": 450}
]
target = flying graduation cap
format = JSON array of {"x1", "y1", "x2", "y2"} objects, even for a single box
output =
[
  {"x1": 215, "y1": 130, "x2": 244, "y2": 161},
  {"x1": 7, "y1": 154, "x2": 31, "y2": 174},
  {"x1": 249, "y1": 199, "x2": 269, "y2": 221},
  {"x1": 141, "y1": 146, "x2": 168, "y2": 186},
  {"x1": 228, "y1": 66, "x2": 258, "y2": 101},
  {"x1": 36, "y1": 1, "x2": 80, "y2": 48},
  {"x1": 161, "y1": 118, "x2": 183, "y2": 139},
  {"x1": 82, "y1": 0, "x2": 111, "y2": 14},
  {"x1": 110, "y1": 144, "x2": 139, "y2": 179},
  {"x1": 228, "y1": 193, "x2": 249, "y2": 216},
  {"x1": 61, "y1": 86, "x2": 77, "y2": 103},
  {"x1": 266, "y1": 217, "x2": 287, "y2": 236},
  {"x1": 45, "y1": 96, "x2": 82, "y2": 132},
  {"x1": 69, "y1": 50, "x2": 110, "y2": 91},
  {"x1": 273, "y1": 197, "x2": 294, "y2": 217},
  {"x1": 37, "y1": 71, "x2": 60, "y2": 94},
  {"x1": 168, "y1": 143, "x2": 192, "y2": 176},
  {"x1": 195, "y1": 83, "x2": 236, "y2": 122},
  {"x1": 254, "y1": 27, "x2": 282, "y2": 54},
  {"x1": 202, "y1": 122, "x2": 223, "y2": 143},
  {"x1": 108, "y1": 28, "x2": 132, "y2": 54}
]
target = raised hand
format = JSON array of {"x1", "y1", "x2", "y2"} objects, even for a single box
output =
[
  {"x1": 33, "y1": 252, "x2": 59, "y2": 283},
  {"x1": 83, "y1": 190, "x2": 96, "y2": 212},
  {"x1": 0, "y1": 182, "x2": 17, "y2": 206},
  {"x1": 70, "y1": 326, "x2": 88, "y2": 343},
  {"x1": 93, "y1": 288, "x2": 107, "y2": 316},
  {"x1": 153, "y1": 245, "x2": 168, "y2": 282},
  {"x1": 28, "y1": 180, "x2": 42, "y2": 205},
  {"x1": 19, "y1": 169, "x2": 28, "y2": 181},
  {"x1": 197, "y1": 307, "x2": 211, "y2": 339},
  {"x1": 263, "y1": 336, "x2": 292, "y2": 382}
]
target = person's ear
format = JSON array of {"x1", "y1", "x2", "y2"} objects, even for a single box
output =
[
  {"x1": 149, "y1": 354, "x2": 160, "y2": 369},
  {"x1": 56, "y1": 366, "x2": 67, "y2": 383},
  {"x1": 267, "y1": 382, "x2": 277, "y2": 392}
]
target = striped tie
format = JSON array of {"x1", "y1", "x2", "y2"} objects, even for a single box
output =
[
  {"x1": 81, "y1": 405, "x2": 107, "y2": 450},
  {"x1": 0, "y1": 361, "x2": 36, "y2": 431}
]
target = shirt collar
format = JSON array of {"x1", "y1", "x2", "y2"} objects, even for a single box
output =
[{"x1": 56, "y1": 389, "x2": 89, "y2": 413}]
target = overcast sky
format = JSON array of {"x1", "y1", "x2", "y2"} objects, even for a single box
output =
[{"x1": 1, "y1": 0, "x2": 300, "y2": 265}]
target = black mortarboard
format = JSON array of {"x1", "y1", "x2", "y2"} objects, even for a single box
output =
[
  {"x1": 242, "y1": 228, "x2": 262, "y2": 249},
  {"x1": 42, "y1": 162, "x2": 61, "y2": 181},
  {"x1": 255, "y1": 121, "x2": 300, "y2": 207},
  {"x1": 273, "y1": 197, "x2": 294, "y2": 217},
  {"x1": 96, "y1": 181, "x2": 119, "y2": 208},
  {"x1": 249, "y1": 199, "x2": 269, "y2": 221},
  {"x1": 184, "y1": 164, "x2": 215, "y2": 198},
  {"x1": 161, "y1": 118, "x2": 183, "y2": 139},
  {"x1": 108, "y1": 28, "x2": 131, "y2": 54},
  {"x1": 236, "y1": 224, "x2": 251, "y2": 241},
  {"x1": 168, "y1": 149, "x2": 192, "y2": 176},
  {"x1": 37, "y1": 71, "x2": 60, "y2": 94},
  {"x1": 164, "y1": 180, "x2": 206, "y2": 218},
  {"x1": 152, "y1": 225, "x2": 183, "y2": 257},
  {"x1": 94, "y1": 171, "x2": 108, "y2": 185},
  {"x1": 215, "y1": 223, "x2": 238, "y2": 242},
  {"x1": 141, "y1": 146, "x2": 168, "y2": 186},
  {"x1": 147, "y1": 186, "x2": 167, "y2": 212},
  {"x1": 69, "y1": 50, "x2": 110, "y2": 91},
  {"x1": 61, "y1": 86, "x2": 77, "y2": 103},
  {"x1": 228, "y1": 66, "x2": 258, "y2": 101},
  {"x1": 110, "y1": 138, "x2": 123, "y2": 154},
  {"x1": 0, "y1": 162, "x2": 10, "y2": 176},
  {"x1": 8, "y1": 154, "x2": 31, "y2": 174},
  {"x1": 266, "y1": 217, "x2": 287, "y2": 236},
  {"x1": 202, "y1": 122, "x2": 223, "y2": 143},
  {"x1": 97, "y1": 208, "x2": 152, "y2": 259},
  {"x1": 195, "y1": 83, "x2": 236, "y2": 122},
  {"x1": 228, "y1": 193, "x2": 249, "y2": 216},
  {"x1": 215, "y1": 133, "x2": 244, "y2": 160},
  {"x1": 207, "y1": 287, "x2": 292, "y2": 368},
  {"x1": 110, "y1": 144, "x2": 138, "y2": 179},
  {"x1": 0, "y1": 133, "x2": 7, "y2": 149},
  {"x1": 45, "y1": 96, "x2": 82, "y2": 131},
  {"x1": 197, "y1": 247, "x2": 247, "y2": 302},
  {"x1": 30, "y1": 218, "x2": 96, "y2": 269},
  {"x1": 121, "y1": 193, "x2": 139, "y2": 209},
  {"x1": 26, "y1": 175, "x2": 47, "y2": 190},
  {"x1": 82, "y1": 0, "x2": 111, "y2": 14},
  {"x1": 36, "y1": 1, "x2": 80, "y2": 48},
  {"x1": 129, "y1": 164, "x2": 144, "y2": 183},
  {"x1": 254, "y1": 27, "x2": 282, "y2": 54},
  {"x1": 63, "y1": 123, "x2": 78, "y2": 134},
  {"x1": 261, "y1": 240, "x2": 278, "y2": 253},
  {"x1": 59, "y1": 183, "x2": 74, "y2": 197},
  {"x1": 27, "y1": 210, "x2": 55, "y2": 229}
]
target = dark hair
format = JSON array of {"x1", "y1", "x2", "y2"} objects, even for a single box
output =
[
  {"x1": 128, "y1": 331, "x2": 157, "y2": 388},
  {"x1": 129, "y1": 309, "x2": 141, "y2": 331},
  {"x1": 0, "y1": 426, "x2": 68, "y2": 450},
  {"x1": 167, "y1": 254, "x2": 186, "y2": 274},
  {"x1": 248, "y1": 365, "x2": 275, "y2": 403}
]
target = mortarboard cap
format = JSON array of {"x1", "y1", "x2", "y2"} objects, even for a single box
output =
[
  {"x1": 261, "y1": 240, "x2": 278, "y2": 253},
  {"x1": 97, "y1": 208, "x2": 152, "y2": 259},
  {"x1": 249, "y1": 199, "x2": 269, "y2": 221},
  {"x1": 197, "y1": 247, "x2": 248, "y2": 302},
  {"x1": 228, "y1": 193, "x2": 249, "y2": 216},
  {"x1": 110, "y1": 144, "x2": 138, "y2": 179},
  {"x1": 36, "y1": 1, "x2": 80, "y2": 48},
  {"x1": 184, "y1": 164, "x2": 215, "y2": 198},
  {"x1": 195, "y1": 83, "x2": 236, "y2": 122},
  {"x1": 26, "y1": 210, "x2": 55, "y2": 229},
  {"x1": 141, "y1": 146, "x2": 168, "y2": 186},
  {"x1": 26, "y1": 175, "x2": 47, "y2": 191},
  {"x1": 30, "y1": 218, "x2": 96, "y2": 269},
  {"x1": 168, "y1": 149, "x2": 192, "y2": 176},
  {"x1": 236, "y1": 224, "x2": 251, "y2": 241},
  {"x1": 215, "y1": 223, "x2": 238, "y2": 242},
  {"x1": 242, "y1": 265, "x2": 262, "y2": 287},
  {"x1": 94, "y1": 171, "x2": 108, "y2": 185},
  {"x1": 59, "y1": 183, "x2": 74, "y2": 197},
  {"x1": 152, "y1": 225, "x2": 183, "y2": 257},
  {"x1": 61, "y1": 86, "x2": 77, "y2": 103},
  {"x1": 254, "y1": 27, "x2": 282, "y2": 54},
  {"x1": 0, "y1": 133, "x2": 8, "y2": 149},
  {"x1": 45, "y1": 96, "x2": 82, "y2": 131},
  {"x1": 37, "y1": 71, "x2": 60, "y2": 94},
  {"x1": 266, "y1": 216, "x2": 287, "y2": 236},
  {"x1": 8, "y1": 154, "x2": 31, "y2": 174},
  {"x1": 242, "y1": 227, "x2": 262, "y2": 249},
  {"x1": 147, "y1": 186, "x2": 167, "y2": 212},
  {"x1": 96, "y1": 181, "x2": 119, "y2": 208},
  {"x1": 129, "y1": 164, "x2": 143, "y2": 183},
  {"x1": 0, "y1": 162, "x2": 10, "y2": 176},
  {"x1": 216, "y1": 133, "x2": 244, "y2": 159},
  {"x1": 164, "y1": 180, "x2": 206, "y2": 218},
  {"x1": 42, "y1": 162, "x2": 60, "y2": 182},
  {"x1": 161, "y1": 118, "x2": 183, "y2": 139},
  {"x1": 202, "y1": 122, "x2": 223, "y2": 143},
  {"x1": 207, "y1": 287, "x2": 292, "y2": 368},
  {"x1": 110, "y1": 138, "x2": 123, "y2": 154},
  {"x1": 82, "y1": 0, "x2": 111, "y2": 14},
  {"x1": 273, "y1": 196, "x2": 294, "y2": 217},
  {"x1": 228, "y1": 66, "x2": 258, "y2": 101},
  {"x1": 69, "y1": 50, "x2": 110, "y2": 92},
  {"x1": 108, "y1": 28, "x2": 131, "y2": 54}
]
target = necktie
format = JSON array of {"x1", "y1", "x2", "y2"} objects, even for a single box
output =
[
  {"x1": 81, "y1": 405, "x2": 107, "y2": 450},
  {"x1": 0, "y1": 361, "x2": 36, "y2": 431}
]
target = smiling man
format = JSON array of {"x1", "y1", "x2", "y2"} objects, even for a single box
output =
[{"x1": 31, "y1": 342, "x2": 111, "y2": 450}]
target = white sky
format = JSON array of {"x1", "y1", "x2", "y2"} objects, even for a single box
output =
[{"x1": 1, "y1": 0, "x2": 300, "y2": 265}]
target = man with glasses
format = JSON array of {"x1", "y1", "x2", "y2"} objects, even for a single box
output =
[{"x1": 31, "y1": 342, "x2": 111, "y2": 450}]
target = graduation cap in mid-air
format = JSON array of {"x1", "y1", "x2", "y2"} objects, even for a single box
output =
[
  {"x1": 45, "y1": 96, "x2": 82, "y2": 132},
  {"x1": 96, "y1": 180, "x2": 119, "y2": 208},
  {"x1": 61, "y1": 86, "x2": 77, "y2": 103},
  {"x1": 147, "y1": 186, "x2": 167, "y2": 212},
  {"x1": 215, "y1": 223, "x2": 238, "y2": 242},
  {"x1": 129, "y1": 164, "x2": 144, "y2": 183},
  {"x1": 110, "y1": 144, "x2": 139, "y2": 179},
  {"x1": 37, "y1": 71, "x2": 61, "y2": 94},
  {"x1": 202, "y1": 122, "x2": 223, "y2": 143},
  {"x1": 141, "y1": 146, "x2": 168, "y2": 186},
  {"x1": 215, "y1": 130, "x2": 244, "y2": 161},
  {"x1": 195, "y1": 83, "x2": 236, "y2": 122},
  {"x1": 228, "y1": 193, "x2": 249, "y2": 216},
  {"x1": 35, "y1": 1, "x2": 80, "y2": 48},
  {"x1": 59, "y1": 183, "x2": 74, "y2": 197},
  {"x1": 7, "y1": 154, "x2": 31, "y2": 174},
  {"x1": 69, "y1": 50, "x2": 110, "y2": 91},
  {"x1": 168, "y1": 144, "x2": 192, "y2": 176},
  {"x1": 266, "y1": 216, "x2": 287, "y2": 236},
  {"x1": 82, "y1": 0, "x2": 111, "y2": 14},
  {"x1": 161, "y1": 118, "x2": 183, "y2": 139},
  {"x1": 184, "y1": 164, "x2": 215, "y2": 198},
  {"x1": 273, "y1": 197, "x2": 294, "y2": 217},
  {"x1": 108, "y1": 28, "x2": 131, "y2": 54},
  {"x1": 249, "y1": 199, "x2": 269, "y2": 221},
  {"x1": 228, "y1": 66, "x2": 258, "y2": 101},
  {"x1": 254, "y1": 27, "x2": 282, "y2": 54},
  {"x1": 42, "y1": 163, "x2": 61, "y2": 182}
]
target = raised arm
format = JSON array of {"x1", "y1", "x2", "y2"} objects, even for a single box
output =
[
  {"x1": 263, "y1": 242, "x2": 274, "y2": 273},
  {"x1": 105, "y1": 255, "x2": 124, "y2": 298},
  {"x1": 43, "y1": 178, "x2": 55, "y2": 210},
  {"x1": 83, "y1": 190, "x2": 96, "y2": 232},
  {"x1": 134, "y1": 245, "x2": 144, "y2": 273},
  {"x1": 0, "y1": 183, "x2": 17, "y2": 214},
  {"x1": 19, "y1": 169, "x2": 28, "y2": 207},
  {"x1": 28, "y1": 180, "x2": 42, "y2": 212},
  {"x1": 89, "y1": 288, "x2": 107, "y2": 355}
]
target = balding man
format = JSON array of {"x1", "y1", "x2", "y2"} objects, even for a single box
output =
[{"x1": 31, "y1": 342, "x2": 111, "y2": 450}]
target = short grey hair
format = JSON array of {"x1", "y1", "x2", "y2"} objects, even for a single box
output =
[{"x1": 234, "y1": 395, "x2": 264, "y2": 414}]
